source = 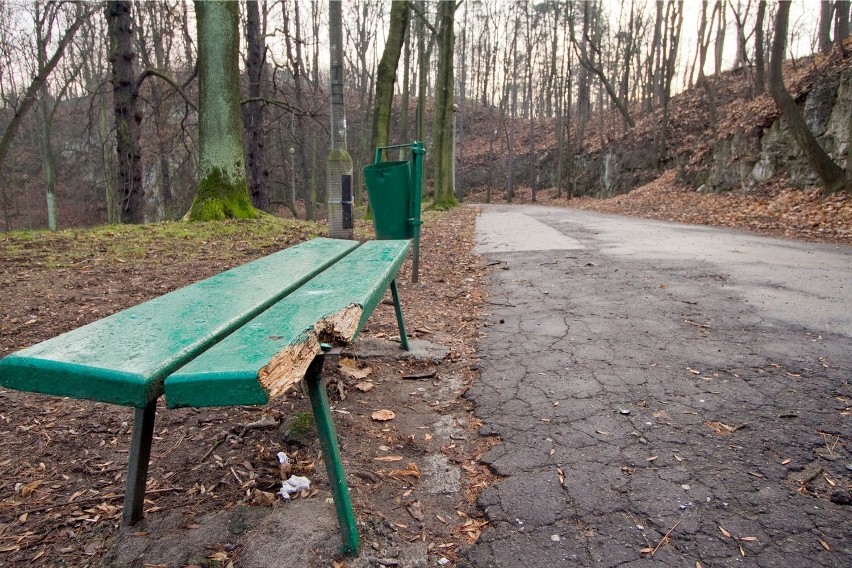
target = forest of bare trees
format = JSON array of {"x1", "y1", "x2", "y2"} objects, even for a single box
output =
[{"x1": 0, "y1": 1, "x2": 843, "y2": 231}]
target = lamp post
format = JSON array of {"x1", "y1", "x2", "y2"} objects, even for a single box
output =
[{"x1": 289, "y1": 147, "x2": 296, "y2": 216}]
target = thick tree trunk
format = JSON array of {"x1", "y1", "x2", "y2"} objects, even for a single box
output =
[
  {"x1": 769, "y1": 1, "x2": 846, "y2": 195},
  {"x1": 189, "y1": 1, "x2": 256, "y2": 220},
  {"x1": 432, "y1": 0, "x2": 457, "y2": 210},
  {"x1": 371, "y1": 1, "x2": 409, "y2": 152},
  {"x1": 106, "y1": 1, "x2": 144, "y2": 224}
]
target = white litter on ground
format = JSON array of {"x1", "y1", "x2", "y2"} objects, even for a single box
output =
[{"x1": 278, "y1": 475, "x2": 311, "y2": 500}]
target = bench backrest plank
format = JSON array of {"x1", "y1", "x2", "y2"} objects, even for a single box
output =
[
  {"x1": 164, "y1": 239, "x2": 410, "y2": 408},
  {"x1": 0, "y1": 238, "x2": 359, "y2": 407}
]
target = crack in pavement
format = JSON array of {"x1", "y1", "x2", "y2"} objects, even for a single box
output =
[{"x1": 463, "y1": 206, "x2": 851, "y2": 567}]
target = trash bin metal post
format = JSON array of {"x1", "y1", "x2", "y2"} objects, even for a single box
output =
[{"x1": 410, "y1": 142, "x2": 425, "y2": 283}]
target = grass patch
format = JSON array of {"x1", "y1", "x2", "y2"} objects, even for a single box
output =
[
  {"x1": 0, "y1": 217, "x2": 330, "y2": 268},
  {"x1": 0, "y1": 213, "x2": 397, "y2": 270}
]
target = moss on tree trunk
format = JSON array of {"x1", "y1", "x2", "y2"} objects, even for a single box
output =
[{"x1": 189, "y1": 1, "x2": 257, "y2": 221}]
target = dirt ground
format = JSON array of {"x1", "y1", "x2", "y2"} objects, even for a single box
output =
[
  {"x1": 0, "y1": 207, "x2": 492, "y2": 567},
  {"x1": 2, "y1": 188, "x2": 850, "y2": 566}
]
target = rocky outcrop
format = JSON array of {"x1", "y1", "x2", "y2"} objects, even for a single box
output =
[
  {"x1": 692, "y1": 69, "x2": 851, "y2": 193},
  {"x1": 575, "y1": 68, "x2": 849, "y2": 196}
]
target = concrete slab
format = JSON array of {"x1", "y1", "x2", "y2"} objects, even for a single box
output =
[
  {"x1": 473, "y1": 210, "x2": 586, "y2": 253},
  {"x1": 346, "y1": 337, "x2": 450, "y2": 363}
]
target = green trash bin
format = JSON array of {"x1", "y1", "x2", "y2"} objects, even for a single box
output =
[{"x1": 363, "y1": 160, "x2": 412, "y2": 239}]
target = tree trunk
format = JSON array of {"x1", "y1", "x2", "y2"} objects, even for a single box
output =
[
  {"x1": 457, "y1": 0, "x2": 468, "y2": 199},
  {"x1": 283, "y1": 0, "x2": 311, "y2": 219},
  {"x1": 836, "y1": 1, "x2": 850, "y2": 50},
  {"x1": 189, "y1": 0, "x2": 256, "y2": 220},
  {"x1": 754, "y1": 1, "x2": 766, "y2": 94},
  {"x1": 327, "y1": 0, "x2": 353, "y2": 238},
  {"x1": 309, "y1": 1, "x2": 321, "y2": 217},
  {"x1": 525, "y1": 4, "x2": 537, "y2": 201},
  {"x1": 371, "y1": 1, "x2": 409, "y2": 153},
  {"x1": 432, "y1": 0, "x2": 457, "y2": 210},
  {"x1": 243, "y1": 0, "x2": 269, "y2": 212},
  {"x1": 659, "y1": 0, "x2": 684, "y2": 167},
  {"x1": 38, "y1": 92, "x2": 57, "y2": 231},
  {"x1": 819, "y1": 1, "x2": 834, "y2": 53},
  {"x1": 644, "y1": 1, "x2": 663, "y2": 112},
  {"x1": 713, "y1": 0, "x2": 726, "y2": 78},
  {"x1": 698, "y1": 1, "x2": 719, "y2": 129},
  {"x1": 399, "y1": 22, "x2": 411, "y2": 159},
  {"x1": 106, "y1": 1, "x2": 144, "y2": 224},
  {"x1": 415, "y1": 1, "x2": 427, "y2": 141},
  {"x1": 506, "y1": 8, "x2": 519, "y2": 203},
  {"x1": 769, "y1": 1, "x2": 846, "y2": 195},
  {"x1": 35, "y1": 2, "x2": 58, "y2": 231}
]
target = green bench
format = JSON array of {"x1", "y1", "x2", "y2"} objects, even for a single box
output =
[{"x1": 0, "y1": 237, "x2": 411, "y2": 555}]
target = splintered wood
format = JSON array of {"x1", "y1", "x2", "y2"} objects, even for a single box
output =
[{"x1": 258, "y1": 304, "x2": 363, "y2": 398}]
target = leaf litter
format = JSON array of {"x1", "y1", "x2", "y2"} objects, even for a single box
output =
[{"x1": 0, "y1": 208, "x2": 493, "y2": 566}]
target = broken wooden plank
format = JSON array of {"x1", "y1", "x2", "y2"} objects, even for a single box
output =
[{"x1": 164, "y1": 240, "x2": 410, "y2": 408}]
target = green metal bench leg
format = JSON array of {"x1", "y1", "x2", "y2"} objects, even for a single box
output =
[
  {"x1": 305, "y1": 354, "x2": 359, "y2": 556},
  {"x1": 121, "y1": 399, "x2": 157, "y2": 526},
  {"x1": 389, "y1": 279, "x2": 409, "y2": 351}
]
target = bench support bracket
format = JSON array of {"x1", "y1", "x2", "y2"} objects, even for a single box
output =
[
  {"x1": 307, "y1": 349, "x2": 360, "y2": 556},
  {"x1": 121, "y1": 399, "x2": 157, "y2": 526}
]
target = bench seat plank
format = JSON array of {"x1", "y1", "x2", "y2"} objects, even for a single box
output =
[
  {"x1": 165, "y1": 240, "x2": 410, "y2": 408},
  {"x1": 0, "y1": 238, "x2": 359, "y2": 407}
]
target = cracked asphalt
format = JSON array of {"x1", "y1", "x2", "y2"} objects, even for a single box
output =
[{"x1": 464, "y1": 205, "x2": 851, "y2": 567}]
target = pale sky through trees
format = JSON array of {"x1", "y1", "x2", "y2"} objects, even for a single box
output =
[{"x1": 0, "y1": 1, "x2": 822, "y2": 108}]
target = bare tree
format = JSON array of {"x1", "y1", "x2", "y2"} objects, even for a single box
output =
[
  {"x1": 754, "y1": 0, "x2": 767, "y2": 93},
  {"x1": 106, "y1": 1, "x2": 143, "y2": 223},
  {"x1": 836, "y1": 1, "x2": 850, "y2": 52},
  {"x1": 769, "y1": 0, "x2": 846, "y2": 195},
  {"x1": 571, "y1": 3, "x2": 635, "y2": 129},
  {"x1": 0, "y1": 2, "x2": 92, "y2": 194},
  {"x1": 371, "y1": 1, "x2": 408, "y2": 152},
  {"x1": 432, "y1": 0, "x2": 457, "y2": 209},
  {"x1": 819, "y1": 0, "x2": 833, "y2": 53},
  {"x1": 242, "y1": 0, "x2": 268, "y2": 212},
  {"x1": 697, "y1": 1, "x2": 719, "y2": 128}
]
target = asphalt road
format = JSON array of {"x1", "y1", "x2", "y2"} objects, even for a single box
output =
[{"x1": 465, "y1": 205, "x2": 851, "y2": 567}]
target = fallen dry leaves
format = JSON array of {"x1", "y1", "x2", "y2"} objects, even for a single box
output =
[{"x1": 371, "y1": 409, "x2": 396, "y2": 421}]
